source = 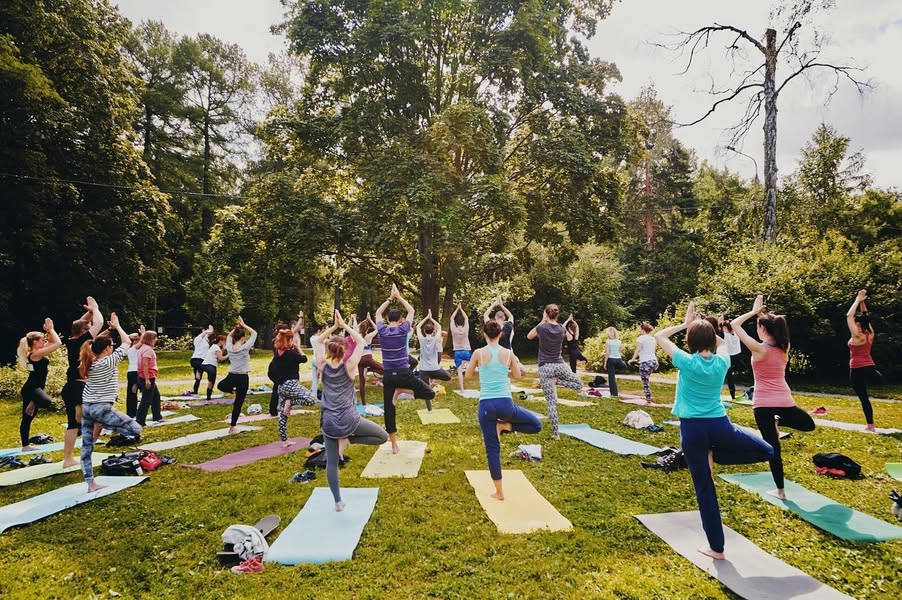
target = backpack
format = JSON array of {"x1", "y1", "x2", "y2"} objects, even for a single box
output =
[
  {"x1": 102, "y1": 452, "x2": 144, "y2": 476},
  {"x1": 813, "y1": 453, "x2": 862, "y2": 479},
  {"x1": 588, "y1": 375, "x2": 607, "y2": 388},
  {"x1": 107, "y1": 434, "x2": 139, "y2": 448},
  {"x1": 138, "y1": 450, "x2": 163, "y2": 472}
]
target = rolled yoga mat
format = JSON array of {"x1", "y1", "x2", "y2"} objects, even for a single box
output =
[
  {"x1": 887, "y1": 463, "x2": 902, "y2": 481},
  {"x1": 361, "y1": 441, "x2": 426, "y2": 478},
  {"x1": 720, "y1": 472, "x2": 902, "y2": 542},
  {"x1": 812, "y1": 418, "x2": 901, "y2": 435},
  {"x1": 0, "y1": 476, "x2": 148, "y2": 534},
  {"x1": 266, "y1": 487, "x2": 379, "y2": 565},
  {"x1": 0, "y1": 453, "x2": 111, "y2": 487},
  {"x1": 139, "y1": 426, "x2": 262, "y2": 452},
  {"x1": 558, "y1": 423, "x2": 661, "y2": 456},
  {"x1": 634, "y1": 511, "x2": 852, "y2": 600},
  {"x1": 417, "y1": 408, "x2": 460, "y2": 424},
  {"x1": 183, "y1": 438, "x2": 311, "y2": 472},
  {"x1": 0, "y1": 439, "x2": 82, "y2": 458},
  {"x1": 465, "y1": 470, "x2": 571, "y2": 534}
]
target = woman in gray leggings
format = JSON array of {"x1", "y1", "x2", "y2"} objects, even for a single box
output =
[{"x1": 316, "y1": 310, "x2": 388, "y2": 512}]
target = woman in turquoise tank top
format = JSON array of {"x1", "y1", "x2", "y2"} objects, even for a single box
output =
[{"x1": 465, "y1": 320, "x2": 542, "y2": 500}]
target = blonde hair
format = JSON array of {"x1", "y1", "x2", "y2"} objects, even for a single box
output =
[
  {"x1": 17, "y1": 332, "x2": 43, "y2": 369},
  {"x1": 606, "y1": 327, "x2": 619, "y2": 339}
]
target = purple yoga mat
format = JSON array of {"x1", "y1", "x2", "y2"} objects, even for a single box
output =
[{"x1": 183, "y1": 438, "x2": 311, "y2": 472}]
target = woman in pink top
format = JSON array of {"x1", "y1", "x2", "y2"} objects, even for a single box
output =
[
  {"x1": 135, "y1": 330, "x2": 163, "y2": 426},
  {"x1": 731, "y1": 295, "x2": 814, "y2": 500},
  {"x1": 846, "y1": 289, "x2": 880, "y2": 431}
]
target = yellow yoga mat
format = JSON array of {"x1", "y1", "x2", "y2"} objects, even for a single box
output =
[
  {"x1": 465, "y1": 470, "x2": 572, "y2": 534},
  {"x1": 0, "y1": 453, "x2": 111, "y2": 487},
  {"x1": 417, "y1": 408, "x2": 460, "y2": 424},
  {"x1": 361, "y1": 441, "x2": 426, "y2": 478},
  {"x1": 558, "y1": 398, "x2": 594, "y2": 407}
]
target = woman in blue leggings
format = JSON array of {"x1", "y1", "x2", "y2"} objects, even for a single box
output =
[
  {"x1": 466, "y1": 319, "x2": 541, "y2": 501},
  {"x1": 655, "y1": 302, "x2": 773, "y2": 560}
]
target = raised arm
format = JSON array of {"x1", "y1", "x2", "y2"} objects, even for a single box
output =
[
  {"x1": 374, "y1": 295, "x2": 391, "y2": 324},
  {"x1": 30, "y1": 318, "x2": 62, "y2": 360},
  {"x1": 729, "y1": 295, "x2": 768, "y2": 357},
  {"x1": 87, "y1": 296, "x2": 104, "y2": 337},
  {"x1": 499, "y1": 301, "x2": 514, "y2": 324},
  {"x1": 394, "y1": 289, "x2": 415, "y2": 323},
  {"x1": 316, "y1": 321, "x2": 340, "y2": 372},
  {"x1": 655, "y1": 302, "x2": 697, "y2": 359},
  {"x1": 483, "y1": 299, "x2": 496, "y2": 324},
  {"x1": 110, "y1": 312, "x2": 130, "y2": 350},
  {"x1": 846, "y1": 289, "x2": 867, "y2": 339},
  {"x1": 238, "y1": 316, "x2": 258, "y2": 346},
  {"x1": 337, "y1": 311, "x2": 366, "y2": 374}
]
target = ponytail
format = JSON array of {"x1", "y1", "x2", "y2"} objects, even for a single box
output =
[
  {"x1": 758, "y1": 314, "x2": 790, "y2": 352},
  {"x1": 79, "y1": 340, "x2": 95, "y2": 379},
  {"x1": 16, "y1": 332, "x2": 43, "y2": 369}
]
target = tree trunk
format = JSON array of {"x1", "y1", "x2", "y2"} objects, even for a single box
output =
[
  {"x1": 418, "y1": 226, "x2": 441, "y2": 316},
  {"x1": 763, "y1": 28, "x2": 778, "y2": 244},
  {"x1": 440, "y1": 284, "x2": 455, "y2": 352},
  {"x1": 201, "y1": 112, "x2": 213, "y2": 238}
]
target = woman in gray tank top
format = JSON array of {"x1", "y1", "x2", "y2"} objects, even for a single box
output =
[{"x1": 316, "y1": 311, "x2": 388, "y2": 512}]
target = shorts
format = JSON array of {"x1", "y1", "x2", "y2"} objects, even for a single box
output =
[
  {"x1": 453, "y1": 350, "x2": 472, "y2": 368},
  {"x1": 61, "y1": 379, "x2": 85, "y2": 430}
]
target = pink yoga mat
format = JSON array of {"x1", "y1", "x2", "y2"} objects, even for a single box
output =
[{"x1": 183, "y1": 438, "x2": 311, "y2": 472}]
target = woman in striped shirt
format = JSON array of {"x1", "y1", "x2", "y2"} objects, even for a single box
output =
[{"x1": 79, "y1": 312, "x2": 142, "y2": 492}]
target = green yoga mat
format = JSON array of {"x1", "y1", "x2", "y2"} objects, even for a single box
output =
[
  {"x1": 887, "y1": 463, "x2": 902, "y2": 481},
  {"x1": 720, "y1": 472, "x2": 902, "y2": 542}
]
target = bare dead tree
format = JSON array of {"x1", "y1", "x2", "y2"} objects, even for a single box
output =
[{"x1": 663, "y1": 1, "x2": 870, "y2": 243}]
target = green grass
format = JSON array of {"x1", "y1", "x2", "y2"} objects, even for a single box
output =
[{"x1": 1, "y1": 354, "x2": 900, "y2": 599}]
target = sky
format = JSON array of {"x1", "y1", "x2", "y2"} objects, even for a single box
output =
[{"x1": 116, "y1": 0, "x2": 902, "y2": 187}]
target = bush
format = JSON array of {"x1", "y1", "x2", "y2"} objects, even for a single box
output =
[
  {"x1": 582, "y1": 306, "x2": 686, "y2": 372},
  {"x1": 0, "y1": 354, "x2": 67, "y2": 403},
  {"x1": 155, "y1": 333, "x2": 194, "y2": 352}
]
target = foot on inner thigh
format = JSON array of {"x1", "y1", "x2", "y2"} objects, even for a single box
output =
[
  {"x1": 87, "y1": 481, "x2": 108, "y2": 493},
  {"x1": 698, "y1": 546, "x2": 725, "y2": 560},
  {"x1": 25, "y1": 401, "x2": 36, "y2": 417},
  {"x1": 766, "y1": 488, "x2": 787, "y2": 500}
]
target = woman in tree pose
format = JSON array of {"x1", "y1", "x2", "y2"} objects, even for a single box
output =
[
  {"x1": 268, "y1": 317, "x2": 305, "y2": 416},
  {"x1": 60, "y1": 297, "x2": 104, "y2": 468},
  {"x1": 449, "y1": 304, "x2": 472, "y2": 393},
  {"x1": 356, "y1": 315, "x2": 383, "y2": 405},
  {"x1": 846, "y1": 289, "x2": 880, "y2": 431},
  {"x1": 219, "y1": 317, "x2": 257, "y2": 430},
  {"x1": 656, "y1": 303, "x2": 773, "y2": 560},
  {"x1": 200, "y1": 334, "x2": 227, "y2": 401},
  {"x1": 270, "y1": 324, "x2": 316, "y2": 441},
  {"x1": 417, "y1": 310, "x2": 452, "y2": 387},
  {"x1": 190, "y1": 325, "x2": 214, "y2": 395},
  {"x1": 527, "y1": 304, "x2": 584, "y2": 439},
  {"x1": 564, "y1": 314, "x2": 587, "y2": 374},
  {"x1": 125, "y1": 326, "x2": 145, "y2": 418},
  {"x1": 466, "y1": 319, "x2": 541, "y2": 501},
  {"x1": 721, "y1": 320, "x2": 742, "y2": 400},
  {"x1": 731, "y1": 295, "x2": 815, "y2": 499},
  {"x1": 318, "y1": 311, "x2": 388, "y2": 511},
  {"x1": 79, "y1": 312, "x2": 142, "y2": 492},
  {"x1": 603, "y1": 327, "x2": 627, "y2": 397},
  {"x1": 135, "y1": 330, "x2": 164, "y2": 426},
  {"x1": 628, "y1": 322, "x2": 659, "y2": 403},
  {"x1": 17, "y1": 318, "x2": 62, "y2": 452},
  {"x1": 483, "y1": 297, "x2": 514, "y2": 349}
]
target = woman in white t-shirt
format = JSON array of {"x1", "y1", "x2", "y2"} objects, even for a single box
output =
[
  {"x1": 604, "y1": 327, "x2": 627, "y2": 397},
  {"x1": 721, "y1": 320, "x2": 742, "y2": 400},
  {"x1": 124, "y1": 325, "x2": 145, "y2": 417},
  {"x1": 628, "y1": 322, "x2": 659, "y2": 403}
]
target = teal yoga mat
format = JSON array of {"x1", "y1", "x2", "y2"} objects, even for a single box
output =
[
  {"x1": 266, "y1": 487, "x2": 379, "y2": 565},
  {"x1": 558, "y1": 423, "x2": 661, "y2": 456},
  {"x1": 0, "y1": 476, "x2": 148, "y2": 534},
  {"x1": 887, "y1": 463, "x2": 902, "y2": 481},
  {"x1": 720, "y1": 472, "x2": 902, "y2": 542},
  {"x1": 0, "y1": 439, "x2": 82, "y2": 458}
]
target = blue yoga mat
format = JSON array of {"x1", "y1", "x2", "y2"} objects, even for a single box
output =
[
  {"x1": 558, "y1": 424, "x2": 661, "y2": 456},
  {"x1": 356, "y1": 403, "x2": 384, "y2": 416},
  {"x1": 266, "y1": 487, "x2": 379, "y2": 565},
  {"x1": 0, "y1": 439, "x2": 83, "y2": 458},
  {"x1": 720, "y1": 472, "x2": 902, "y2": 542},
  {"x1": 0, "y1": 476, "x2": 148, "y2": 534}
]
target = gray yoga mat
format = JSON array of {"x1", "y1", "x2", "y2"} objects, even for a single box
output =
[
  {"x1": 635, "y1": 511, "x2": 852, "y2": 600},
  {"x1": 558, "y1": 424, "x2": 661, "y2": 455},
  {"x1": 812, "y1": 418, "x2": 901, "y2": 435}
]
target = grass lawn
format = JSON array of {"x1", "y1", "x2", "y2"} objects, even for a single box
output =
[{"x1": 1, "y1": 353, "x2": 900, "y2": 599}]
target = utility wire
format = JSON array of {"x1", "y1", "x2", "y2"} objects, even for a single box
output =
[{"x1": 0, "y1": 172, "x2": 250, "y2": 201}]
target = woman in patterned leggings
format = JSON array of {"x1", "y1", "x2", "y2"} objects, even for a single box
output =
[{"x1": 628, "y1": 322, "x2": 659, "y2": 403}]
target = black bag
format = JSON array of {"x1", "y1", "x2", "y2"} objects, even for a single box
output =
[
  {"x1": 304, "y1": 448, "x2": 327, "y2": 469},
  {"x1": 641, "y1": 447, "x2": 686, "y2": 472},
  {"x1": 106, "y1": 434, "x2": 139, "y2": 448},
  {"x1": 29, "y1": 433, "x2": 55, "y2": 445},
  {"x1": 813, "y1": 452, "x2": 862, "y2": 479},
  {"x1": 589, "y1": 375, "x2": 607, "y2": 387},
  {"x1": 102, "y1": 452, "x2": 144, "y2": 476}
]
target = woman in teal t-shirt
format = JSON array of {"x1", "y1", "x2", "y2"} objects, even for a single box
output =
[{"x1": 655, "y1": 302, "x2": 773, "y2": 561}]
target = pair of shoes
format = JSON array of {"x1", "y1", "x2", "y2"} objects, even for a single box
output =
[
  {"x1": 291, "y1": 470, "x2": 317, "y2": 483},
  {"x1": 812, "y1": 406, "x2": 827, "y2": 416},
  {"x1": 231, "y1": 556, "x2": 264, "y2": 574},
  {"x1": 28, "y1": 433, "x2": 55, "y2": 445},
  {"x1": 0, "y1": 457, "x2": 27, "y2": 469},
  {"x1": 28, "y1": 455, "x2": 53, "y2": 466}
]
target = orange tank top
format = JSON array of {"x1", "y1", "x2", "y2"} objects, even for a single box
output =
[
  {"x1": 751, "y1": 344, "x2": 795, "y2": 408},
  {"x1": 848, "y1": 337, "x2": 875, "y2": 369}
]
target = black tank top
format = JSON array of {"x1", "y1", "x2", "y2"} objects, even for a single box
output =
[{"x1": 24, "y1": 357, "x2": 49, "y2": 390}]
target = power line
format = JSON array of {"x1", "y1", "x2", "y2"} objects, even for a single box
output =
[{"x1": 0, "y1": 172, "x2": 250, "y2": 201}]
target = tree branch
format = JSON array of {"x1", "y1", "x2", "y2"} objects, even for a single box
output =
[
  {"x1": 676, "y1": 83, "x2": 764, "y2": 127},
  {"x1": 776, "y1": 61, "x2": 870, "y2": 97}
]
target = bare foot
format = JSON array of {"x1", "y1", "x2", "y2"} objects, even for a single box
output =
[
  {"x1": 865, "y1": 424, "x2": 877, "y2": 432},
  {"x1": 766, "y1": 488, "x2": 787, "y2": 500},
  {"x1": 335, "y1": 501, "x2": 345, "y2": 512},
  {"x1": 496, "y1": 421, "x2": 512, "y2": 441},
  {"x1": 87, "y1": 481, "x2": 108, "y2": 493},
  {"x1": 282, "y1": 440, "x2": 296, "y2": 448},
  {"x1": 21, "y1": 445, "x2": 37, "y2": 452},
  {"x1": 391, "y1": 443, "x2": 400, "y2": 454},
  {"x1": 490, "y1": 492, "x2": 505, "y2": 501},
  {"x1": 61, "y1": 459, "x2": 79, "y2": 469},
  {"x1": 228, "y1": 426, "x2": 238, "y2": 434},
  {"x1": 551, "y1": 434, "x2": 560, "y2": 441},
  {"x1": 698, "y1": 546, "x2": 725, "y2": 560},
  {"x1": 24, "y1": 401, "x2": 35, "y2": 417}
]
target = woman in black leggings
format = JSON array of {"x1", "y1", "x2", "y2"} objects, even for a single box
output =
[
  {"x1": 17, "y1": 319, "x2": 62, "y2": 451},
  {"x1": 846, "y1": 289, "x2": 880, "y2": 432}
]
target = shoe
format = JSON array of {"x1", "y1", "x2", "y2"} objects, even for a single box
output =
[
  {"x1": 812, "y1": 406, "x2": 827, "y2": 416},
  {"x1": 5, "y1": 458, "x2": 27, "y2": 469},
  {"x1": 230, "y1": 556, "x2": 264, "y2": 574},
  {"x1": 291, "y1": 470, "x2": 317, "y2": 483},
  {"x1": 29, "y1": 434, "x2": 55, "y2": 445},
  {"x1": 28, "y1": 455, "x2": 53, "y2": 466}
]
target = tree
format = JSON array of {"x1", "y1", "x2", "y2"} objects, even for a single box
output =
[{"x1": 667, "y1": 0, "x2": 869, "y2": 242}]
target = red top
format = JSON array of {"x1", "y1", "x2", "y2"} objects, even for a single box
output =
[
  {"x1": 848, "y1": 337, "x2": 875, "y2": 369},
  {"x1": 751, "y1": 344, "x2": 795, "y2": 408},
  {"x1": 136, "y1": 345, "x2": 159, "y2": 379}
]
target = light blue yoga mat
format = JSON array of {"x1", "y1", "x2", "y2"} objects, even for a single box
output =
[
  {"x1": 0, "y1": 476, "x2": 148, "y2": 534},
  {"x1": 266, "y1": 487, "x2": 379, "y2": 565},
  {"x1": 558, "y1": 424, "x2": 661, "y2": 456},
  {"x1": 720, "y1": 472, "x2": 902, "y2": 542},
  {"x1": 0, "y1": 440, "x2": 83, "y2": 458},
  {"x1": 356, "y1": 403, "x2": 384, "y2": 416}
]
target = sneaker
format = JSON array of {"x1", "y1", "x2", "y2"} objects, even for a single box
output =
[
  {"x1": 812, "y1": 406, "x2": 827, "y2": 416},
  {"x1": 231, "y1": 556, "x2": 264, "y2": 574},
  {"x1": 291, "y1": 470, "x2": 317, "y2": 483},
  {"x1": 4, "y1": 458, "x2": 27, "y2": 469},
  {"x1": 28, "y1": 455, "x2": 53, "y2": 466}
]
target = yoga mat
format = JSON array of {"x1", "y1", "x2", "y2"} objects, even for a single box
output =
[
  {"x1": 0, "y1": 476, "x2": 148, "y2": 534},
  {"x1": 887, "y1": 463, "x2": 902, "y2": 481},
  {"x1": 417, "y1": 408, "x2": 460, "y2": 424},
  {"x1": 146, "y1": 414, "x2": 201, "y2": 427},
  {"x1": 139, "y1": 426, "x2": 262, "y2": 452},
  {"x1": 0, "y1": 440, "x2": 82, "y2": 458},
  {"x1": 183, "y1": 438, "x2": 311, "y2": 472},
  {"x1": 465, "y1": 470, "x2": 571, "y2": 534},
  {"x1": 720, "y1": 472, "x2": 902, "y2": 542},
  {"x1": 557, "y1": 398, "x2": 594, "y2": 407},
  {"x1": 813, "y1": 418, "x2": 901, "y2": 435},
  {"x1": 735, "y1": 424, "x2": 793, "y2": 441},
  {"x1": 357, "y1": 403, "x2": 384, "y2": 416},
  {"x1": 453, "y1": 389, "x2": 481, "y2": 399},
  {"x1": 618, "y1": 397, "x2": 673, "y2": 408},
  {"x1": 527, "y1": 409, "x2": 547, "y2": 420},
  {"x1": 161, "y1": 393, "x2": 223, "y2": 401},
  {"x1": 558, "y1": 423, "x2": 661, "y2": 456},
  {"x1": 186, "y1": 398, "x2": 234, "y2": 407},
  {"x1": 634, "y1": 511, "x2": 851, "y2": 600},
  {"x1": 224, "y1": 409, "x2": 316, "y2": 424},
  {"x1": 361, "y1": 441, "x2": 427, "y2": 478},
  {"x1": 266, "y1": 487, "x2": 379, "y2": 565},
  {"x1": 511, "y1": 386, "x2": 544, "y2": 395},
  {"x1": 0, "y1": 453, "x2": 111, "y2": 487}
]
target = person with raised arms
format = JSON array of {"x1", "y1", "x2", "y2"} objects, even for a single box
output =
[
  {"x1": 721, "y1": 320, "x2": 742, "y2": 400},
  {"x1": 356, "y1": 314, "x2": 383, "y2": 406},
  {"x1": 124, "y1": 325, "x2": 145, "y2": 418},
  {"x1": 219, "y1": 317, "x2": 258, "y2": 430},
  {"x1": 483, "y1": 297, "x2": 514, "y2": 349},
  {"x1": 449, "y1": 303, "x2": 472, "y2": 393},
  {"x1": 655, "y1": 302, "x2": 773, "y2": 560},
  {"x1": 731, "y1": 295, "x2": 815, "y2": 500},
  {"x1": 270, "y1": 324, "x2": 316, "y2": 442},
  {"x1": 79, "y1": 312, "x2": 142, "y2": 492},
  {"x1": 416, "y1": 310, "x2": 452, "y2": 387},
  {"x1": 376, "y1": 284, "x2": 436, "y2": 454},
  {"x1": 846, "y1": 289, "x2": 880, "y2": 431},
  {"x1": 17, "y1": 318, "x2": 62, "y2": 452},
  {"x1": 190, "y1": 325, "x2": 214, "y2": 395},
  {"x1": 628, "y1": 322, "x2": 659, "y2": 404},
  {"x1": 527, "y1": 304, "x2": 584, "y2": 439},
  {"x1": 563, "y1": 314, "x2": 587, "y2": 374},
  {"x1": 466, "y1": 319, "x2": 541, "y2": 501},
  {"x1": 200, "y1": 333, "x2": 227, "y2": 401},
  {"x1": 603, "y1": 327, "x2": 628, "y2": 397},
  {"x1": 317, "y1": 311, "x2": 389, "y2": 511}
]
